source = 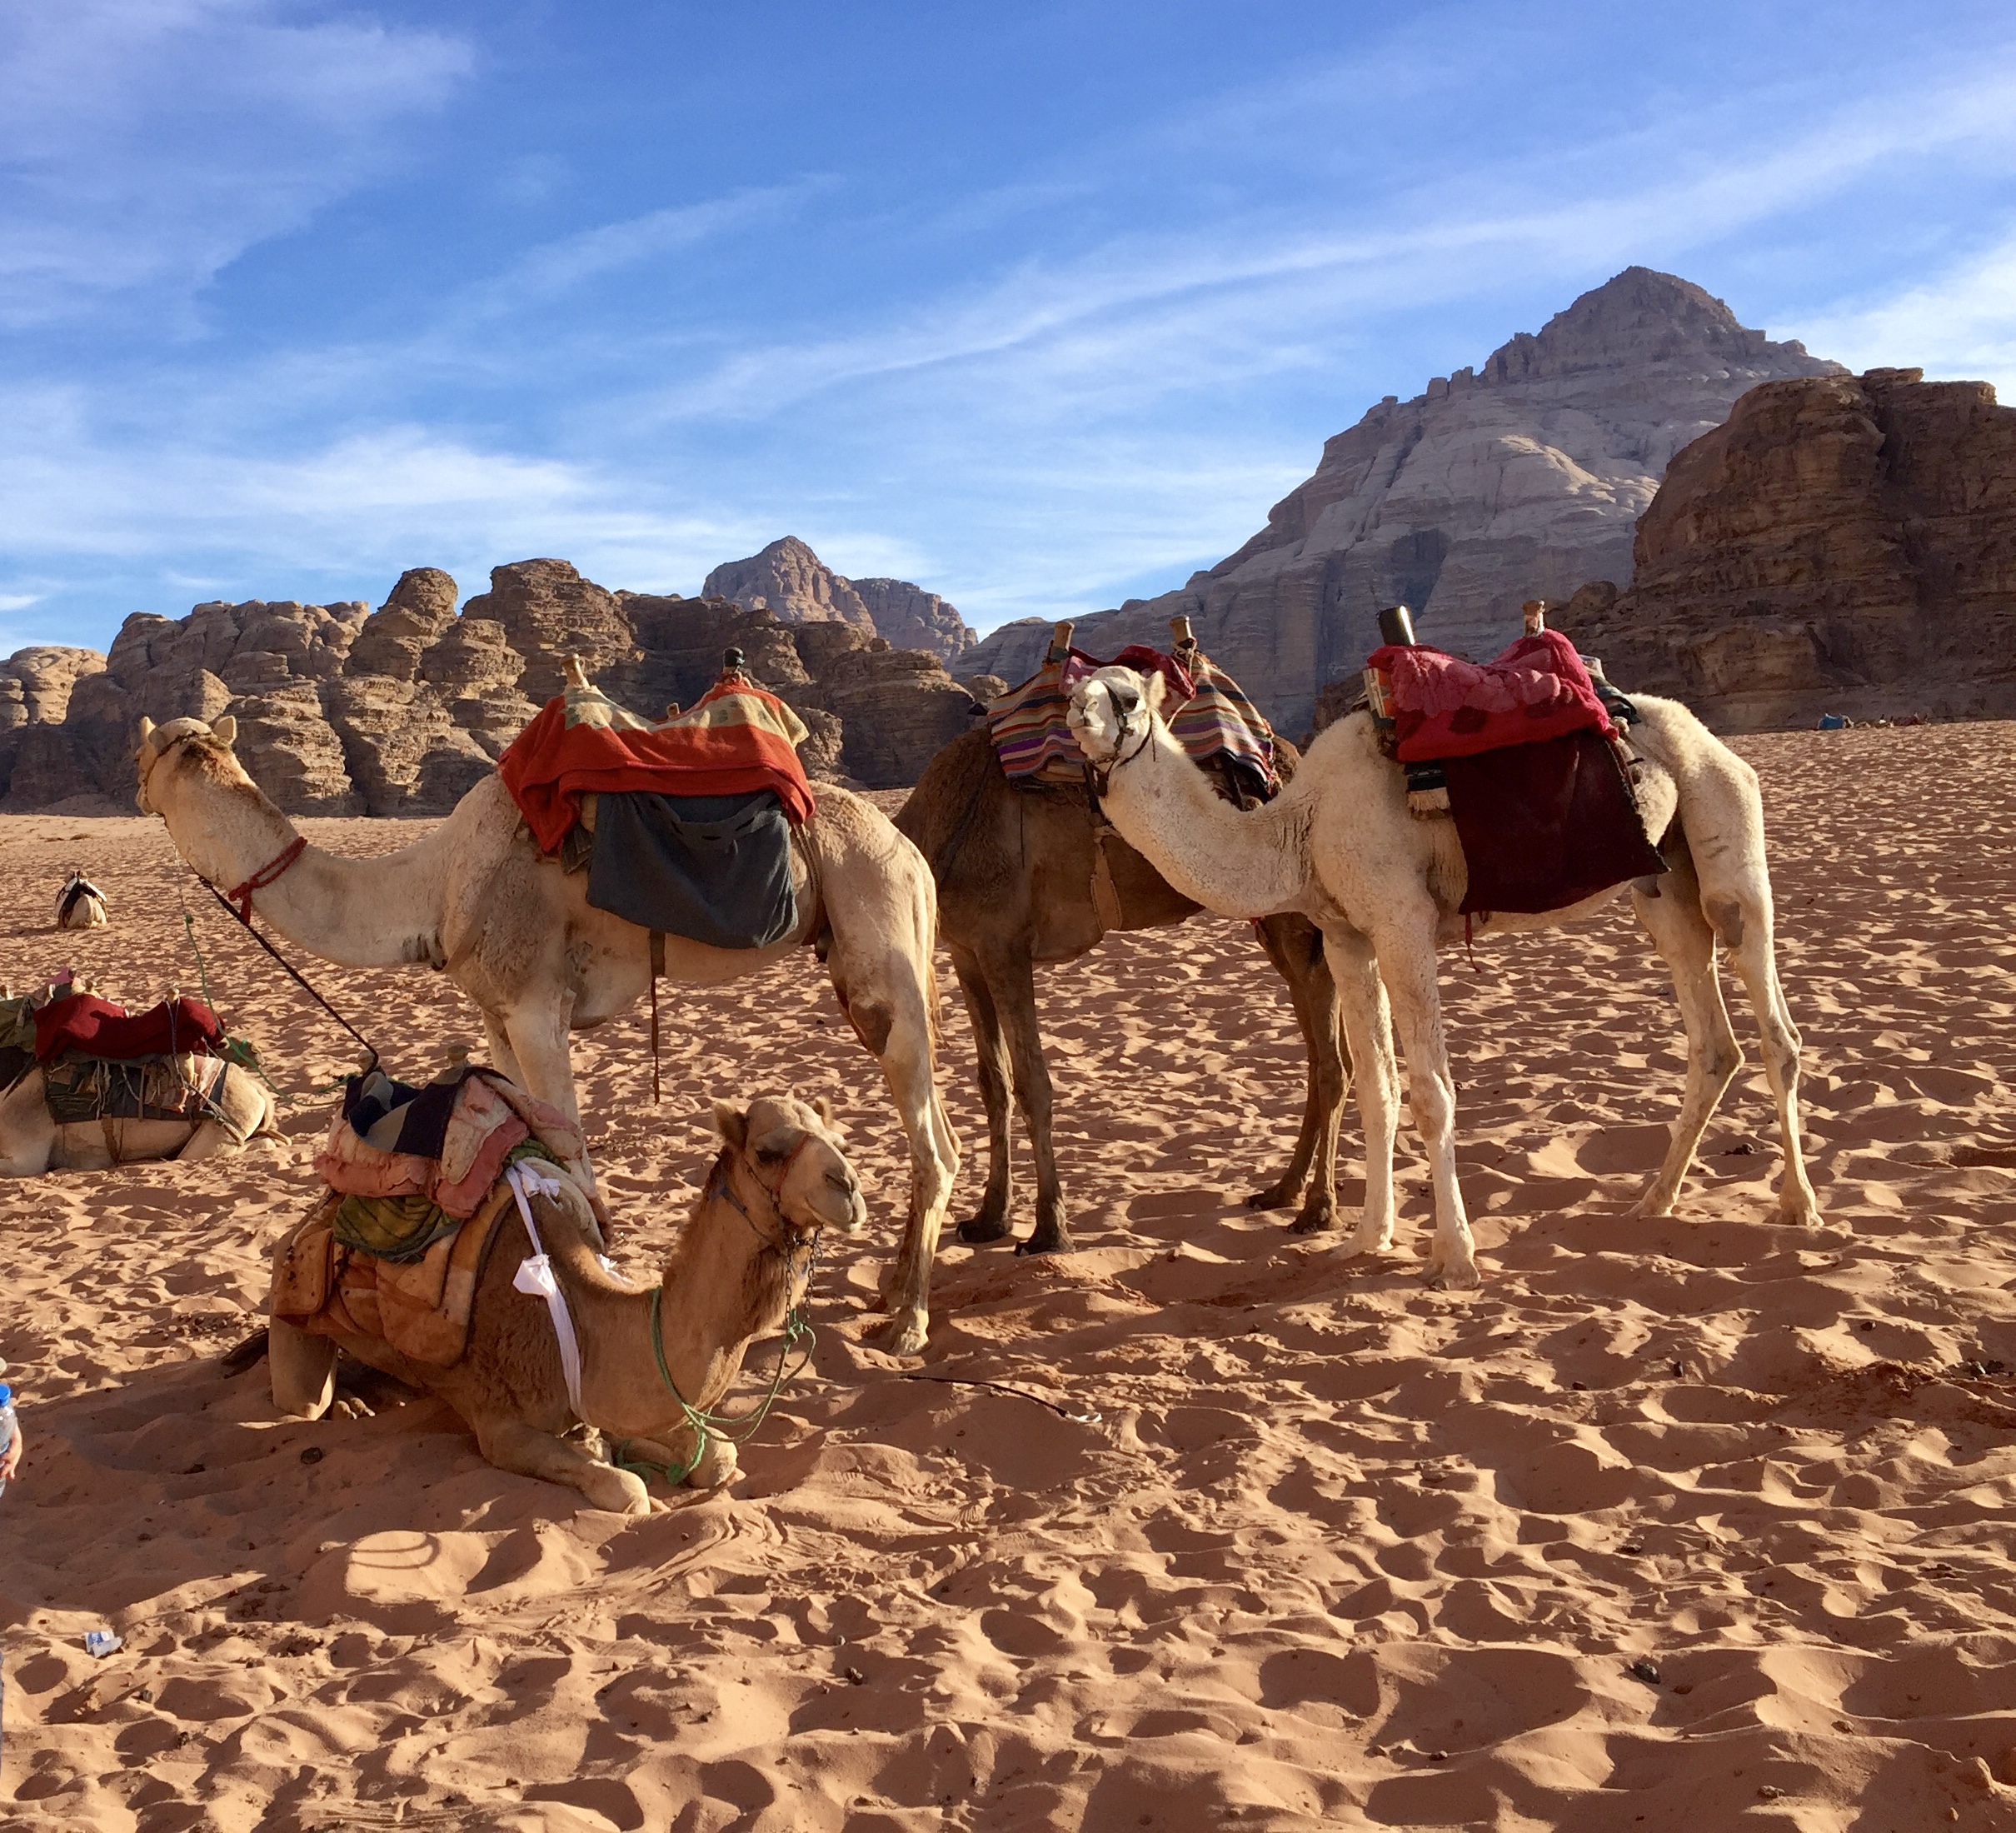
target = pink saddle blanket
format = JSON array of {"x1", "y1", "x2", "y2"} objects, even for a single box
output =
[
  {"x1": 34, "y1": 994, "x2": 225, "y2": 1064},
  {"x1": 1369, "y1": 630, "x2": 1614, "y2": 763}
]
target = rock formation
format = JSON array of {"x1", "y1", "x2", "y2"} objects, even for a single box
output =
[
  {"x1": 5, "y1": 562, "x2": 986, "y2": 815},
  {"x1": 1554, "y1": 368, "x2": 2016, "y2": 728},
  {"x1": 966, "y1": 267, "x2": 1842, "y2": 732},
  {"x1": 703, "y1": 537, "x2": 976, "y2": 662}
]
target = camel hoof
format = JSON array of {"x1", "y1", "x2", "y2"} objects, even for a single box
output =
[
  {"x1": 882, "y1": 1312, "x2": 929, "y2": 1356},
  {"x1": 957, "y1": 1212, "x2": 1013, "y2": 1246},
  {"x1": 1015, "y1": 1231, "x2": 1074, "y2": 1258},
  {"x1": 585, "y1": 1465, "x2": 651, "y2": 1516},
  {"x1": 687, "y1": 1439, "x2": 741, "y2": 1491},
  {"x1": 1245, "y1": 1184, "x2": 1295, "y2": 1212},
  {"x1": 1289, "y1": 1208, "x2": 1339, "y2": 1236},
  {"x1": 1428, "y1": 1262, "x2": 1483, "y2": 1292}
]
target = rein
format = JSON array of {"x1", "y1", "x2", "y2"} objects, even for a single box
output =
[
  {"x1": 611, "y1": 1141, "x2": 825, "y2": 1487},
  {"x1": 227, "y1": 836, "x2": 306, "y2": 921}
]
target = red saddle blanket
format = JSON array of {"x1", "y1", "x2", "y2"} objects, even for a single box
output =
[
  {"x1": 1369, "y1": 630, "x2": 1614, "y2": 763},
  {"x1": 34, "y1": 994, "x2": 224, "y2": 1064},
  {"x1": 500, "y1": 682, "x2": 816, "y2": 854},
  {"x1": 988, "y1": 645, "x2": 1280, "y2": 797}
]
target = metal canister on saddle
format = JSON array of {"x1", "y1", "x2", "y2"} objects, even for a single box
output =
[{"x1": 1368, "y1": 605, "x2": 1450, "y2": 817}]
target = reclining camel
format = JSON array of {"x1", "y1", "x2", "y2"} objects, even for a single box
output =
[
  {"x1": 269, "y1": 1093, "x2": 862, "y2": 1513},
  {"x1": 1068, "y1": 667, "x2": 1819, "y2": 1289},
  {"x1": 136, "y1": 712, "x2": 958, "y2": 1354},
  {"x1": 0, "y1": 977, "x2": 281, "y2": 1176},
  {"x1": 56, "y1": 872, "x2": 108, "y2": 929}
]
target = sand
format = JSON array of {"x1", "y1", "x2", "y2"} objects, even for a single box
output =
[{"x1": 2, "y1": 722, "x2": 2014, "y2": 1831}]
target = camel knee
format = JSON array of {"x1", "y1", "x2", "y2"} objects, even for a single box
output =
[{"x1": 688, "y1": 1436, "x2": 741, "y2": 1490}]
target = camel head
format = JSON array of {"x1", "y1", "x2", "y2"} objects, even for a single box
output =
[
  {"x1": 133, "y1": 713, "x2": 249, "y2": 815},
  {"x1": 711, "y1": 1091, "x2": 866, "y2": 1240},
  {"x1": 1067, "y1": 665, "x2": 1167, "y2": 768}
]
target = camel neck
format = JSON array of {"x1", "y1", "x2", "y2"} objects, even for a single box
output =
[
  {"x1": 157, "y1": 771, "x2": 453, "y2": 970},
  {"x1": 566, "y1": 1186, "x2": 795, "y2": 1441},
  {"x1": 1099, "y1": 726, "x2": 1307, "y2": 918}
]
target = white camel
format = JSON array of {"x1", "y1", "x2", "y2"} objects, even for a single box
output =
[
  {"x1": 56, "y1": 871, "x2": 108, "y2": 929},
  {"x1": 0, "y1": 1053, "x2": 279, "y2": 1174},
  {"x1": 135, "y1": 713, "x2": 960, "y2": 1352},
  {"x1": 1067, "y1": 668, "x2": 1819, "y2": 1288}
]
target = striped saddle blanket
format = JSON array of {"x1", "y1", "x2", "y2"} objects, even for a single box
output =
[{"x1": 987, "y1": 645, "x2": 1280, "y2": 798}]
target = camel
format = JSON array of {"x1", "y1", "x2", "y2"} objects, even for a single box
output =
[
  {"x1": 269, "y1": 1092, "x2": 863, "y2": 1514},
  {"x1": 135, "y1": 712, "x2": 959, "y2": 1353},
  {"x1": 897, "y1": 727, "x2": 1347, "y2": 1252},
  {"x1": 0, "y1": 1052, "x2": 279, "y2": 1174},
  {"x1": 55, "y1": 872, "x2": 107, "y2": 929},
  {"x1": 1067, "y1": 667, "x2": 1819, "y2": 1288}
]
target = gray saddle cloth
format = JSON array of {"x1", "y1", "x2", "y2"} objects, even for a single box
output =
[{"x1": 585, "y1": 790, "x2": 798, "y2": 951}]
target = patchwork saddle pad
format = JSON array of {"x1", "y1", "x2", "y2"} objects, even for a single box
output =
[
  {"x1": 1368, "y1": 630, "x2": 1614, "y2": 763},
  {"x1": 271, "y1": 1178, "x2": 516, "y2": 1369},
  {"x1": 33, "y1": 994, "x2": 224, "y2": 1064},
  {"x1": 987, "y1": 645, "x2": 1280, "y2": 797},
  {"x1": 317, "y1": 1064, "x2": 587, "y2": 1218},
  {"x1": 585, "y1": 787, "x2": 798, "y2": 951},
  {"x1": 501, "y1": 679, "x2": 815, "y2": 854}
]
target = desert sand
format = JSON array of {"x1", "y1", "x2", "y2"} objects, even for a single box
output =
[{"x1": 2, "y1": 722, "x2": 2014, "y2": 1831}]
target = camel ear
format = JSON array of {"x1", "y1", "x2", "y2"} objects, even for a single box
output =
[
  {"x1": 712, "y1": 1100, "x2": 748, "y2": 1150},
  {"x1": 212, "y1": 714, "x2": 237, "y2": 749},
  {"x1": 814, "y1": 1094, "x2": 835, "y2": 1129},
  {"x1": 1145, "y1": 671, "x2": 1170, "y2": 716},
  {"x1": 137, "y1": 715, "x2": 156, "y2": 747}
]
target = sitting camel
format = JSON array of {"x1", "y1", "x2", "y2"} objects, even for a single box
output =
[
  {"x1": 136, "y1": 712, "x2": 958, "y2": 1354},
  {"x1": 56, "y1": 872, "x2": 108, "y2": 930},
  {"x1": 1068, "y1": 667, "x2": 1819, "y2": 1288},
  {"x1": 0, "y1": 1052, "x2": 278, "y2": 1175},
  {"x1": 269, "y1": 1093, "x2": 863, "y2": 1513}
]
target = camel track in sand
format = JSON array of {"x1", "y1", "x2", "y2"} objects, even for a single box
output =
[{"x1": 2, "y1": 722, "x2": 2014, "y2": 1830}]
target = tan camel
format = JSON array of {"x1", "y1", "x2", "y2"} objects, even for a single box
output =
[
  {"x1": 1068, "y1": 668, "x2": 1820, "y2": 1288},
  {"x1": 268, "y1": 1092, "x2": 861, "y2": 1513},
  {"x1": 55, "y1": 872, "x2": 108, "y2": 929},
  {"x1": 136, "y1": 713, "x2": 958, "y2": 1353},
  {"x1": 0, "y1": 1053, "x2": 279, "y2": 1174},
  {"x1": 897, "y1": 728, "x2": 1347, "y2": 1251}
]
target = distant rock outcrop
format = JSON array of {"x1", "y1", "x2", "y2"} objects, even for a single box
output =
[
  {"x1": 704, "y1": 537, "x2": 976, "y2": 663},
  {"x1": 5, "y1": 561, "x2": 986, "y2": 814},
  {"x1": 966, "y1": 267, "x2": 1842, "y2": 732},
  {"x1": 1554, "y1": 368, "x2": 2016, "y2": 728}
]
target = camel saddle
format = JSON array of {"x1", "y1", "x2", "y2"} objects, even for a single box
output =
[
  {"x1": 42, "y1": 1051, "x2": 237, "y2": 1132},
  {"x1": 271, "y1": 1176, "x2": 516, "y2": 1368}
]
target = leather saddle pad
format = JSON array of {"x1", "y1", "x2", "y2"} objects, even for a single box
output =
[{"x1": 270, "y1": 1176, "x2": 516, "y2": 1368}]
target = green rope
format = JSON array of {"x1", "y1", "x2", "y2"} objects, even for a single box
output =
[
  {"x1": 182, "y1": 909, "x2": 292, "y2": 1102},
  {"x1": 610, "y1": 1273, "x2": 818, "y2": 1491}
]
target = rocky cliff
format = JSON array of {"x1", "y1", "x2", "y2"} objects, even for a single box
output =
[
  {"x1": 2, "y1": 561, "x2": 987, "y2": 815},
  {"x1": 966, "y1": 267, "x2": 1842, "y2": 732},
  {"x1": 703, "y1": 536, "x2": 976, "y2": 662},
  {"x1": 1553, "y1": 368, "x2": 2016, "y2": 729}
]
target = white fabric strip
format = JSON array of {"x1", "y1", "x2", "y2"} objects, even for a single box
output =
[{"x1": 506, "y1": 1161, "x2": 586, "y2": 1421}]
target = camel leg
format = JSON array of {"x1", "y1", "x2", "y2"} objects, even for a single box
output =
[
  {"x1": 867, "y1": 991, "x2": 961, "y2": 1353},
  {"x1": 1368, "y1": 918, "x2": 1479, "y2": 1290},
  {"x1": 268, "y1": 1318, "x2": 337, "y2": 1420},
  {"x1": 173, "y1": 1121, "x2": 237, "y2": 1163},
  {"x1": 1717, "y1": 902, "x2": 1821, "y2": 1226},
  {"x1": 618, "y1": 1430, "x2": 741, "y2": 1490},
  {"x1": 976, "y1": 944, "x2": 1071, "y2": 1257},
  {"x1": 1252, "y1": 915, "x2": 1350, "y2": 1232},
  {"x1": 476, "y1": 1415, "x2": 651, "y2": 1516},
  {"x1": 482, "y1": 1011, "x2": 528, "y2": 1087},
  {"x1": 950, "y1": 946, "x2": 1017, "y2": 1244},
  {"x1": 1629, "y1": 850, "x2": 1743, "y2": 1217},
  {"x1": 1324, "y1": 927, "x2": 1400, "y2": 1260}
]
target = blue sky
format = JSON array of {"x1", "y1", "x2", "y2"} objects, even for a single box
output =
[{"x1": 3, "y1": 1, "x2": 2014, "y2": 655}]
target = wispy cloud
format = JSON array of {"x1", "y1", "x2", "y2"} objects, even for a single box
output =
[
  {"x1": 0, "y1": 0, "x2": 471, "y2": 325},
  {"x1": 1796, "y1": 232, "x2": 2016, "y2": 397}
]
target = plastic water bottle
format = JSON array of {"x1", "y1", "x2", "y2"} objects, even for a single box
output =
[{"x1": 0, "y1": 1381, "x2": 16, "y2": 1502}]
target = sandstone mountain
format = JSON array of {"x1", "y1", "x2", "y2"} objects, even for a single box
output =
[
  {"x1": 1554, "y1": 367, "x2": 2016, "y2": 729},
  {"x1": 2, "y1": 561, "x2": 990, "y2": 816},
  {"x1": 702, "y1": 536, "x2": 976, "y2": 662},
  {"x1": 967, "y1": 267, "x2": 1842, "y2": 732}
]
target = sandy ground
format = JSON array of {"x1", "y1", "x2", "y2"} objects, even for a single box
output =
[{"x1": 1, "y1": 722, "x2": 2014, "y2": 1831}]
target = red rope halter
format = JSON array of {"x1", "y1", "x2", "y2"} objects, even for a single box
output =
[{"x1": 225, "y1": 837, "x2": 307, "y2": 921}]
